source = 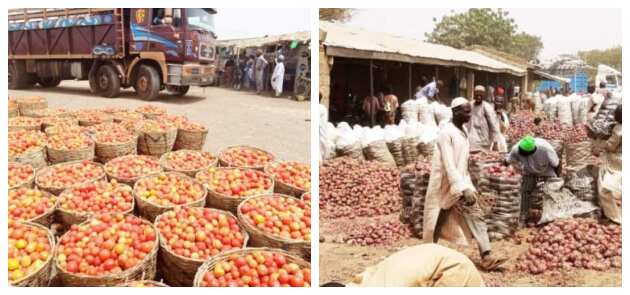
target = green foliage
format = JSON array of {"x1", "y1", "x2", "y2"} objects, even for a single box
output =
[
  {"x1": 426, "y1": 8, "x2": 543, "y2": 61},
  {"x1": 578, "y1": 46, "x2": 622, "y2": 72}
]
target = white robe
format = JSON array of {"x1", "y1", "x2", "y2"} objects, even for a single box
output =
[{"x1": 271, "y1": 62, "x2": 285, "y2": 95}]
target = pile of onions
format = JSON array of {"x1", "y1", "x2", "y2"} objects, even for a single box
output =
[
  {"x1": 564, "y1": 124, "x2": 589, "y2": 144},
  {"x1": 516, "y1": 218, "x2": 621, "y2": 274},
  {"x1": 343, "y1": 220, "x2": 413, "y2": 246},
  {"x1": 319, "y1": 157, "x2": 400, "y2": 219}
]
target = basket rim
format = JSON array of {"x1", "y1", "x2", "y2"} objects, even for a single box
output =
[
  {"x1": 236, "y1": 194, "x2": 311, "y2": 245},
  {"x1": 9, "y1": 221, "x2": 57, "y2": 286},
  {"x1": 93, "y1": 134, "x2": 138, "y2": 146},
  {"x1": 132, "y1": 172, "x2": 207, "y2": 211},
  {"x1": 8, "y1": 188, "x2": 59, "y2": 224},
  {"x1": 35, "y1": 160, "x2": 106, "y2": 192},
  {"x1": 263, "y1": 161, "x2": 310, "y2": 193},
  {"x1": 217, "y1": 145, "x2": 275, "y2": 170},
  {"x1": 46, "y1": 138, "x2": 95, "y2": 153},
  {"x1": 104, "y1": 155, "x2": 162, "y2": 181},
  {"x1": 154, "y1": 207, "x2": 250, "y2": 263},
  {"x1": 195, "y1": 167, "x2": 275, "y2": 201},
  {"x1": 192, "y1": 247, "x2": 311, "y2": 287},
  {"x1": 116, "y1": 280, "x2": 169, "y2": 287},
  {"x1": 159, "y1": 150, "x2": 218, "y2": 174},
  {"x1": 8, "y1": 162, "x2": 35, "y2": 190},
  {"x1": 54, "y1": 213, "x2": 159, "y2": 280},
  {"x1": 57, "y1": 181, "x2": 135, "y2": 219}
]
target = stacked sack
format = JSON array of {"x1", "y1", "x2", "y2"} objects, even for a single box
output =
[
  {"x1": 563, "y1": 124, "x2": 592, "y2": 173},
  {"x1": 478, "y1": 163, "x2": 522, "y2": 241},
  {"x1": 399, "y1": 159, "x2": 431, "y2": 237},
  {"x1": 400, "y1": 99, "x2": 419, "y2": 123},
  {"x1": 565, "y1": 166, "x2": 598, "y2": 204},
  {"x1": 384, "y1": 125, "x2": 405, "y2": 167},
  {"x1": 360, "y1": 126, "x2": 396, "y2": 166},
  {"x1": 469, "y1": 150, "x2": 504, "y2": 187},
  {"x1": 334, "y1": 123, "x2": 364, "y2": 160},
  {"x1": 401, "y1": 121, "x2": 423, "y2": 166}
]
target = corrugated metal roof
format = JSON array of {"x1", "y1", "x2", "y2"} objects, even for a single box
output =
[
  {"x1": 217, "y1": 31, "x2": 310, "y2": 48},
  {"x1": 320, "y1": 21, "x2": 526, "y2": 76},
  {"x1": 533, "y1": 70, "x2": 571, "y2": 83}
]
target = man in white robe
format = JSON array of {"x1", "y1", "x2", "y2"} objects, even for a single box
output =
[
  {"x1": 467, "y1": 85, "x2": 501, "y2": 151},
  {"x1": 271, "y1": 55, "x2": 285, "y2": 97}
]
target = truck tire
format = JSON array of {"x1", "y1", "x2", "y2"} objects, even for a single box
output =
[
  {"x1": 166, "y1": 85, "x2": 190, "y2": 97},
  {"x1": 9, "y1": 61, "x2": 35, "y2": 89},
  {"x1": 134, "y1": 65, "x2": 161, "y2": 100},
  {"x1": 93, "y1": 64, "x2": 121, "y2": 98},
  {"x1": 37, "y1": 76, "x2": 62, "y2": 88}
]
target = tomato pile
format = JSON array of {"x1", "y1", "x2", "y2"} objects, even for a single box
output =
[
  {"x1": 162, "y1": 150, "x2": 216, "y2": 171},
  {"x1": 196, "y1": 167, "x2": 273, "y2": 198},
  {"x1": 44, "y1": 123, "x2": 89, "y2": 137},
  {"x1": 157, "y1": 114, "x2": 188, "y2": 127},
  {"x1": 135, "y1": 173, "x2": 205, "y2": 206},
  {"x1": 113, "y1": 111, "x2": 144, "y2": 123},
  {"x1": 9, "y1": 162, "x2": 34, "y2": 189},
  {"x1": 41, "y1": 116, "x2": 77, "y2": 129},
  {"x1": 47, "y1": 132, "x2": 94, "y2": 150},
  {"x1": 266, "y1": 162, "x2": 311, "y2": 190},
  {"x1": 483, "y1": 163, "x2": 519, "y2": 177},
  {"x1": 240, "y1": 195, "x2": 311, "y2": 241},
  {"x1": 59, "y1": 180, "x2": 134, "y2": 216},
  {"x1": 9, "y1": 188, "x2": 57, "y2": 222},
  {"x1": 9, "y1": 116, "x2": 41, "y2": 130},
  {"x1": 179, "y1": 121, "x2": 207, "y2": 132},
  {"x1": 56, "y1": 214, "x2": 157, "y2": 275},
  {"x1": 156, "y1": 207, "x2": 246, "y2": 259},
  {"x1": 36, "y1": 160, "x2": 105, "y2": 190},
  {"x1": 9, "y1": 130, "x2": 47, "y2": 157},
  {"x1": 8, "y1": 221, "x2": 52, "y2": 283},
  {"x1": 198, "y1": 250, "x2": 310, "y2": 287},
  {"x1": 75, "y1": 110, "x2": 113, "y2": 126},
  {"x1": 32, "y1": 108, "x2": 68, "y2": 118},
  {"x1": 90, "y1": 123, "x2": 136, "y2": 144},
  {"x1": 302, "y1": 192, "x2": 310, "y2": 203},
  {"x1": 220, "y1": 146, "x2": 274, "y2": 168},
  {"x1": 136, "y1": 105, "x2": 167, "y2": 117},
  {"x1": 105, "y1": 155, "x2": 162, "y2": 181},
  {"x1": 137, "y1": 119, "x2": 175, "y2": 133}
]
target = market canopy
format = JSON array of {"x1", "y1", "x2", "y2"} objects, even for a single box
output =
[
  {"x1": 533, "y1": 70, "x2": 570, "y2": 83},
  {"x1": 320, "y1": 21, "x2": 527, "y2": 77},
  {"x1": 217, "y1": 31, "x2": 310, "y2": 48}
]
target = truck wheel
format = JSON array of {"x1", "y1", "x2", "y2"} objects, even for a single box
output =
[
  {"x1": 166, "y1": 85, "x2": 190, "y2": 97},
  {"x1": 37, "y1": 76, "x2": 62, "y2": 88},
  {"x1": 9, "y1": 61, "x2": 35, "y2": 89},
  {"x1": 134, "y1": 65, "x2": 161, "y2": 100},
  {"x1": 94, "y1": 64, "x2": 121, "y2": 98}
]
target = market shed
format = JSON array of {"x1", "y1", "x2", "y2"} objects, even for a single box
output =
[
  {"x1": 319, "y1": 21, "x2": 526, "y2": 122},
  {"x1": 216, "y1": 31, "x2": 311, "y2": 97}
]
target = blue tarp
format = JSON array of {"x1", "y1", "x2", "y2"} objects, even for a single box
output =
[
  {"x1": 537, "y1": 72, "x2": 588, "y2": 93},
  {"x1": 8, "y1": 14, "x2": 113, "y2": 31}
]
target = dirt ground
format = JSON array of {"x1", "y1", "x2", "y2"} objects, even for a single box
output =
[
  {"x1": 9, "y1": 81, "x2": 310, "y2": 163},
  {"x1": 320, "y1": 220, "x2": 621, "y2": 287}
]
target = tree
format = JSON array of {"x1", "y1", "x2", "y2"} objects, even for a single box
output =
[
  {"x1": 319, "y1": 8, "x2": 355, "y2": 23},
  {"x1": 426, "y1": 8, "x2": 543, "y2": 61},
  {"x1": 578, "y1": 46, "x2": 622, "y2": 72}
]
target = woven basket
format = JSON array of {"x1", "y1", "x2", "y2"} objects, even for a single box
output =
[
  {"x1": 35, "y1": 160, "x2": 106, "y2": 195},
  {"x1": 197, "y1": 167, "x2": 274, "y2": 213},
  {"x1": 9, "y1": 188, "x2": 58, "y2": 227},
  {"x1": 133, "y1": 172, "x2": 207, "y2": 222},
  {"x1": 218, "y1": 145, "x2": 275, "y2": 171},
  {"x1": 28, "y1": 108, "x2": 71, "y2": 118},
  {"x1": 10, "y1": 147, "x2": 48, "y2": 171},
  {"x1": 10, "y1": 222, "x2": 56, "y2": 287},
  {"x1": 137, "y1": 127, "x2": 178, "y2": 157},
  {"x1": 263, "y1": 163, "x2": 307, "y2": 197},
  {"x1": 237, "y1": 194, "x2": 311, "y2": 259},
  {"x1": 9, "y1": 105, "x2": 19, "y2": 118},
  {"x1": 8, "y1": 162, "x2": 35, "y2": 190},
  {"x1": 17, "y1": 96, "x2": 48, "y2": 116},
  {"x1": 40, "y1": 117, "x2": 79, "y2": 131},
  {"x1": 159, "y1": 150, "x2": 218, "y2": 177},
  {"x1": 9, "y1": 118, "x2": 42, "y2": 132},
  {"x1": 117, "y1": 280, "x2": 169, "y2": 287},
  {"x1": 47, "y1": 143, "x2": 95, "y2": 165},
  {"x1": 104, "y1": 155, "x2": 163, "y2": 187},
  {"x1": 95, "y1": 135, "x2": 139, "y2": 164},
  {"x1": 113, "y1": 111, "x2": 145, "y2": 124},
  {"x1": 174, "y1": 128, "x2": 208, "y2": 151},
  {"x1": 192, "y1": 247, "x2": 311, "y2": 287},
  {"x1": 77, "y1": 114, "x2": 114, "y2": 127},
  {"x1": 56, "y1": 183, "x2": 135, "y2": 228},
  {"x1": 155, "y1": 208, "x2": 249, "y2": 287},
  {"x1": 55, "y1": 216, "x2": 159, "y2": 286}
]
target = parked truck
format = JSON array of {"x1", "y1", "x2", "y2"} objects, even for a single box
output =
[{"x1": 9, "y1": 8, "x2": 217, "y2": 100}]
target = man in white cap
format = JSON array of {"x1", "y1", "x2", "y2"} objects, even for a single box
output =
[
  {"x1": 271, "y1": 54, "x2": 285, "y2": 97},
  {"x1": 423, "y1": 97, "x2": 507, "y2": 271},
  {"x1": 467, "y1": 85, "x2": 501, "y2": 151}
]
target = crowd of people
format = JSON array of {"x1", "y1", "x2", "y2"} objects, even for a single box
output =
[
  {"x1": 320, "y1": 78, "x2": 622, "y2": 286},
  {"x1": 219, "y1": 49, "x2": 286, "y2": 97}
]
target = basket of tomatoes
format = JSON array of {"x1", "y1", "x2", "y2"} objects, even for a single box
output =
[
  {"x1": 46, "y1": 131, "x2": 95, "y2": 164},
  {"x1": 35, "y1": 160, "x2": 106, "y2": 195},
  {"x1": 40, "y1": 116, "x2": 79, "y2": 131},
  {"x1": 104, "y1": 155, "x2": 162, "y2": 186},
  {"x1": 9, "y1": 220, "x2": 56, "y2": 286},
  {"x1": 90, "y1": 123, "x2": 138, "y2": 163},
  {"x1": 9, "y1": 116, "x2": 42, "y2": 132},
  {"x1": 133, "y1": 172, "x2": 207, "y2": 221},
  {"x1": 136, "y1": 105, "x2": 167, "y2": 119},
  {"x1": 160, "y1": 150, "x2": 217, "y2": 177},
  {"x1": 9, "y1": 187, "x2": 58, "y2": 227},
  {"x1": 174, "y1": 121, "x2": 209, "y2": 151},
  {"x1": 16, "y1": 96, "x2": 48, "y2": 117},
  {"x1": 136, "y1": 119, "x2": 178, "y2": 157},
  {"x1": 264, "y1": 161, "x2": 311, "y2": 197},
  {"x1": 218, "y1": 145, "x2": 275, "y2": 171},
  {"x1": 9, "y1": 98, "x2": 19, "y2": 118},
  {"x1": 195, "y1": 167, "x2": 274, "y2": 213},
  {"x1": 9, "y1": 130, "x2": 48, "y2": 170},
  {"x1": 9, "y1": 162, "x2": 35, "y2": 190}
]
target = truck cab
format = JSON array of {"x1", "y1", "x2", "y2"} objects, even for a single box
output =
[{"x1": 8, "y1": 8, "x2": 218, "y2": 100}]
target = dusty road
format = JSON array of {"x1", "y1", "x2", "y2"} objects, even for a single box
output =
[{"x1": 9, "y1": 81, "x2": 310, "y2": 163}]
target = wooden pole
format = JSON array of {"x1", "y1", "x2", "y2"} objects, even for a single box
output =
[
  {"x1": 467, "y1": 70, "x2": 475, "y2": 100},
  {"x1": 370, "y1": 59, "x2": 374, "y2": 96},
  {"x1": 408, "y1": 63, "x2": 412, "y2": 99}
]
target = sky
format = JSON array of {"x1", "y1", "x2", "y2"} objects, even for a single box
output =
[
  {"x1": 344, "y1": 8, "x2": 622, "y2": 60},
  {"x1": 215, "y1": 8, "x2": 310, "y2": 40}
]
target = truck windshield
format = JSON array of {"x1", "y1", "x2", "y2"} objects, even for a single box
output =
[{"x1": 186, "y1": 8, "x2": 215, "y2": 33}]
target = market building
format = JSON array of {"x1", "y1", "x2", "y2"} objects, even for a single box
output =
[{"x1": 215, "y1": 31, "x2": 311, "y2": 99}]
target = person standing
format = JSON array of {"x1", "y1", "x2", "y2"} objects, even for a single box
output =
[
  {"x1": 423, "y1": 97, "x2": 507, "y2": 271},
  {"x1": 271, "y1": 55, "x2": 285, "y2": 97},
  {"x1": 467, "y1": 85, "x2": 501, "y2": 151},
  {"x1": 243, "y1": 56, "x2": 255, "y2": 90},
  {"x1": 597, "y1": 105, "x2": 621, "y2": 224},
  {"x1": 382, "y1": 86, "x2": 399, "y2": 125},
  {"x1": 503, "y1": 136, "x2": 560, "y2": 226},
  {"x1": 493, "y1": 96, "x2": 509, "y2": 153},
  {"x1": 362, "y1": 94, "x2": 381, "y2": 128},
  {"x1": 254, "y1": 50, "x2": 268, "y2": 94}
]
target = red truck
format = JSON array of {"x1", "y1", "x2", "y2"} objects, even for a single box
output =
[{"x1": 9, "y1": 8, "x2": 217, "y2": 100}]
